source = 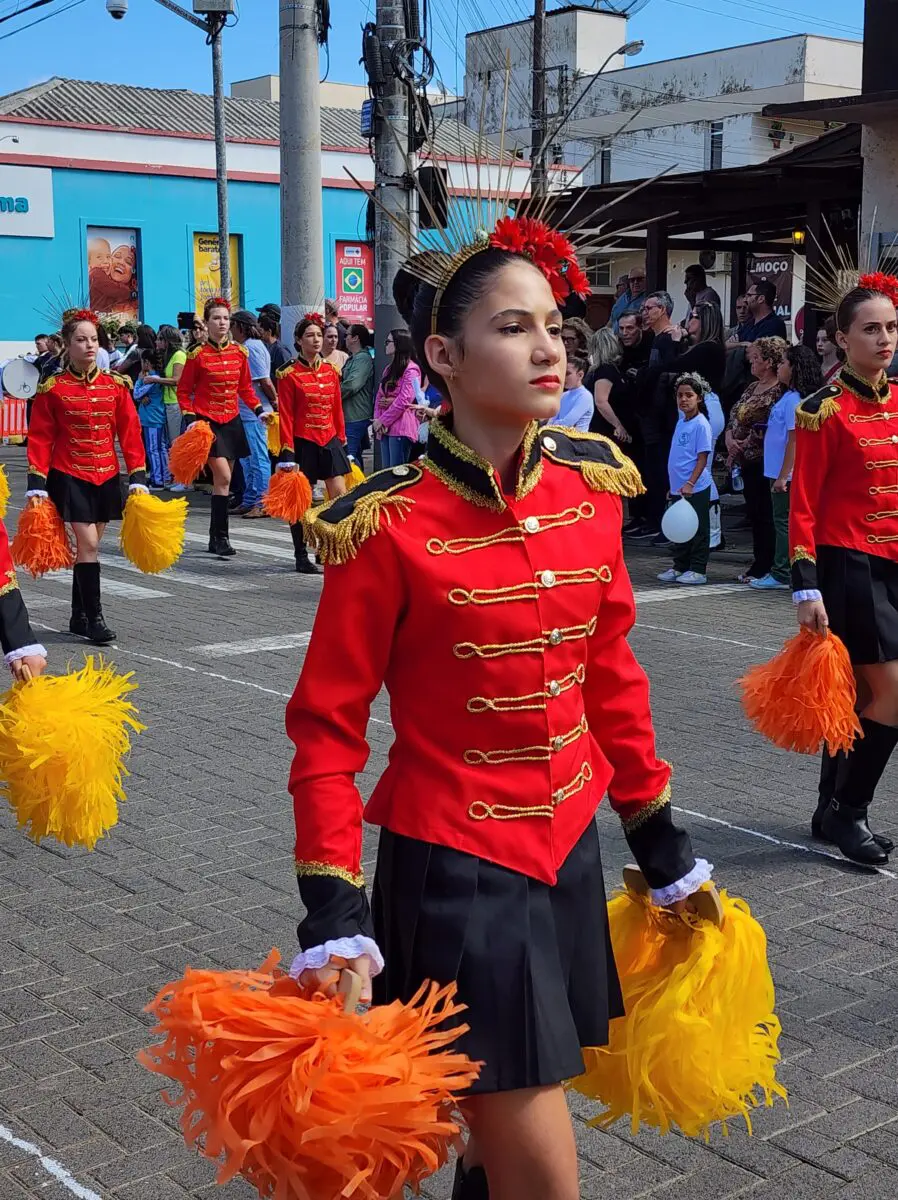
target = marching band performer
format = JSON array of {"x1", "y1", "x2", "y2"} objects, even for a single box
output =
[
  {"x1": 793, "y1": 274, "x2": 898, "y2": 866},
  {"x1": 26, "y1": 309, "x2": 147, "y2": 645},
  {"x1": 0, "y1": 519, "x2": 46, "y2": 681},
  {"x1": 285, "y1": 214, "x2": 711, "y2": 1199},
  {"x1": 176, "y1": 297, "x2": 267, "y2": 559},
  {"x1": 275, "y1": 313, "x2": 351, "y2": 574}
]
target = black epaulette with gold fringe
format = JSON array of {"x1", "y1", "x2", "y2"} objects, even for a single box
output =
[
  {"x1": 303, "y1": 464, "x2": 424, "y2": 565},
  {"x1": 110, "y1": 370, "x2": 133, "y2": 391},
  {"x1": 275, "y1": 360, "x2": 296, "y2": 380},
  {"x1": 539, "y1": 426, "x2": 645, "y2": 498},
  {"x1": 37, "y1": 375, "x2": 57, "y2": 394},
  {"x1": 795, "y1": 384, "x2": 841, "y2": 432},
  {"x1": 187, "y1": 344, "x2": 203, "y2": 360}
]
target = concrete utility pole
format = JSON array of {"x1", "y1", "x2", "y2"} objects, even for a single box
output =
[
  {"x1": 209, "y1": 18, "x2": 231, "y2": 302},
  {"x1": 530, "y1": 0, "x2": 547, "y2": 199},
  {"x1": 279, "y1": 0, "x2": 326, "y2": 339}
]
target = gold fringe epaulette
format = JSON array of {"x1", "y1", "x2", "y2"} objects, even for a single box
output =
[
  {"x1": 275, "y1": 360, "x2": 296, "y2": 380},
  {"x1": 236, "y1": 342, "x2": 249, "y2": 357},
  {"x1": 110, "y1": 371, "x2": 133, "y2": 391},
  {"x1": 37, "y1": 376, "x2": 56, "y2": 394},
  {"x1": 540, "y1": 427, "x2": 645, "y2": 498},
  {"x1": 795, "y1": 384, "x2": 841, "y2": 432},
  {"x1": 303, "y1": 464, "x2": 423, "y2": 565},
  {"x1": 186, "y1": 344, "x2": 203, "y2": 360}
]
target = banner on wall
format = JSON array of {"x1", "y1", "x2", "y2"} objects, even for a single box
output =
[
  {"x1": 193, "y1": 233, "x2": 241, "y2": 313},
  {"x1": 747, "y1": 253, "x2": 793, "y2": 320},
  {"x1": 87, "y1": 226, "x2": 140, "y2": 322},
  {"x1": 335, "y1": 241, "x2": 374, "y2": 327}
]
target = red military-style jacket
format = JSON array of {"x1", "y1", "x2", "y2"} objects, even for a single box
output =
[
  {"x1": 176, "y1": 338, "x2": 260, "y2": 424},
  {"x1": 287, "y1": 418, "x2": 696, "y2": 949},
  {"x1": 791, "y1": 368, "x2": 898, "y2": 592},
  {"x1": 26, "y1": 367, "x2": 146, "y2": 491},
  {"x1": 276, "y1": 356, "x2": 345, "y2": 452}
]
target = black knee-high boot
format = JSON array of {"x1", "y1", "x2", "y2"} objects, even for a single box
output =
[
  {"x1": 452, "y1": 1161, "x2": 488, "y2": 1200},
  {"x1": 209, "y1": 495, "x2": 236, "y2": 558},
  {"x1": 69, "y1": 569, "x2": 87, "y2": 636},
  {"x1": 291, "y1": 521, "x2": 319, "y2": 574},
  {"x1": 822, "y1": 717, "x2": 898, "y2": 865},
  {"x1": 814, "y1": 747, "x2": 894, "y2": 852},
  {"x1": 76, "y1": 562, "x2": 115, "y2": 645}
]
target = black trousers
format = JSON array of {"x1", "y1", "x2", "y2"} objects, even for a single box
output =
[
  {"x1": 741, "y1": 457, "x2": 775, "y2": 578},
  {"x1": 643, "y1": 441, "x2": 669, "y2": 531}
]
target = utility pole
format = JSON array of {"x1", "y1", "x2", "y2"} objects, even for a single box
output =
[
  {"x1": 530, "y1": 0, "x2": 547, "y2": 200},
  {"x1": 280, "y1": 0, "x2": 325, "y2": 340},
  {"x1": 209, "y1": 17, "x2": 231, "y2": 302}
]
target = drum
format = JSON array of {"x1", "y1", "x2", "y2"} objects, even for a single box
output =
[{"x1": 1, "y1": 358, "x2": 40, "y2": 400}]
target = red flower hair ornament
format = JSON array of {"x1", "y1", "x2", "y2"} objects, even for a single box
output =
[
  {"x1": 68, "y1": 308, "x2": 100, "y2": 326},
  {"x1": 302, "y1": 312, "x2": 326, "y2": 328},
  {"x1": 490, "y1": 216, "x2": 590, "y2": 303},
  {"x1": 209, "y1": 297, "x2": 231, "y2": 311},
  {"x1": 858, "y1": 272, "x2": 898, "y2": 308}
]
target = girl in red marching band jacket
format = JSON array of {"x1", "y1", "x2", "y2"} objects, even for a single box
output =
[
  {"x1": 27, "y1": 311, "x2": 147, "y2": 644},
  {"x1": 285, "y1": 223, "x2": 711, "y2": 1199},
  {"x1": 0, "y1": 520, "x2": 46, "y2": 681},
  {"x1": 176, "y1": 297, "x2": 267, "y2": 559},
  {"x1": 275, "y1": 313, "x2": 351, "y2": 574},
  {"x1": 792, "y1": 276, "x2": 898, "y2": 867}
]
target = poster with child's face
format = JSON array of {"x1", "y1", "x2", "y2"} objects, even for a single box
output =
[{"x1": 87, "y1": 226, "x2": 140, "y2": 322}]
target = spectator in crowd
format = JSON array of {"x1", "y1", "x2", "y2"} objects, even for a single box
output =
[
  {"x1": 95, "y1": 325, "x2": 112, "y2": 371},
  {"x1": 614, "y1": 273, "x2": 629, "y2": 300},
  {"x1": 586, "y1": 327, "x2": 631, "y2": 443},
  {"x1": 817, "y1": 316, "x2": 843, "y2": 383},
  {"x1": 751, "y1": 343, "x2": 823, "y2": 592},
  {"x1": 35, "y1": 333, "x2": 63, "y2": 382},
  {"x1": 325, "y1": 298, "x2": 349, "y2": 349},
  {"x1": 560, "y1": 317, "x2": 592, "y2": 359},
  {"x1": 186, "y1": 318, "x2": 207, "y2": 351},
  {"x1": 258, "y1": 302, "x2": 281, "y2": 323},
  {"x1": 684, "y1": 264, "x2": 722, "y2": 310},
  {"x1": 341, "y1": 323, "x2": 375, "y2": 464},
  {"x1": 134, "y1": 349, "x2": 170, "y2": 489},
  {"x1": 548, "y1": 354, "x2": 593, "y2": 432},
  {"x1": 143, "y1": 325, "x2": 186, "y2": 452},
  {"x1": 373, "y1": 328, "x2": 422, "y2": 467},
  {"x1": 743, "y1": 280, "x2": 788, "y2": 341},
  {"x1": 727, "y1": 295, "x2": 754, "y2": 343},
  {"x1": 677, "y1": 300, "x2": 726, "y2": 393},
  {"x1": 230, "y1": 310, "x2": 276, "y2": 518},
  {"x1": 609, "y1": 264, "x2": 647, "y2": 331},
  {"x1": 33, "y1": 333, "x2": 50, "y2": 357},
  {"x1": 116, "y1": 324, "x2": 140, "y2": 380},
  {"x1": 618, "y1": 311, "x2": 654, "y2": 369},
  {"x1": 657, "y1": 372, "x2": 714, "y2": 587},
  {"x1": 259, "y1": 313, "x2": 293, "y2": 378},
  {"x1": 323, "y1": 323, "x2": 349, "y2": 373},
  {"x1": 725, "y1": 336, "x2": 786, "y2": 582}
]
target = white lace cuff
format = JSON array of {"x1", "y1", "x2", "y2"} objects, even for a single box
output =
[
  {"x1": 276, "y1": 461, "x2": 298, "y2": 472},
  {"x1": 25, "y1": 490, "x2": 48, "y2": 499},
  {"x1": 289, "y1": 936, "x2": 384, "y2": 979},
  {"x1": 129, "y1": 483, "x2": 149, "y2": 494},
  {"x1": 5, "y1": 643, "x2": 47, "y2": 665},
  {"x1": 650, "y1": 858, "x2": 713, "y2": 906},
  {"x1": 793, "y1": 589, "x2": 822, "y2": 604}
]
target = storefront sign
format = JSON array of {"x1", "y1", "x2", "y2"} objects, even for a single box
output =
[
  {"x1": 87, "y1": 226, "x2": 140, "y2": 322},
  {"x1": 0, "y1": 166, "x2": 53, "y2": 238},
  {"x1": 747, "y1": 254, "x2": 793, "y2": 320},
  {"x1": 335, "y1": 241, "x2": 373, "y2": 327},
  {"x1": 193, "y1": 232, "x2": 241, "y2": 313}
]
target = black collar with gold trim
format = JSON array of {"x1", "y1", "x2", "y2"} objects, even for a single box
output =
[
  {"x1": 841, "y1": 365, "x2": 891, "y2": 405},
  {"x1": 207, "y1": 337, "x2": 233, "y2": 353},
  {"x1": 68, "y1": 365, "x2": 100, "y2": 383},
  {"x1": 426, "y1": 416, "x2": 542, "y2": 511}
]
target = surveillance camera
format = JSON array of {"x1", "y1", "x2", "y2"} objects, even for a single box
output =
[{"x1": 106, "y1": 0, "x2": 127, "y2": 17}]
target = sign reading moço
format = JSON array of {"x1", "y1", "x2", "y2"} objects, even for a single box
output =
[
  {"x1": 747, "y1": 254, "x2": 793, "y2": 320},
  {"x1": 335, "y1": 241, "x2": 373, "y2": 327}
]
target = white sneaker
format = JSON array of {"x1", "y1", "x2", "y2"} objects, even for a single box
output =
[
  {"x1": 657, "y1": 568, "x2": 681, "y2": 583},
  {"x1": 676, "y1": 570, "x2": 707, "y2": 585},
  {"x1": 169, "y1": 483, "x2": 187, "y2": 493}
]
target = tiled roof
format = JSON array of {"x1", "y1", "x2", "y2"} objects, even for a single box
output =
[{"x1": 0, "y1": 76, "x2": 509, "y2": 159}]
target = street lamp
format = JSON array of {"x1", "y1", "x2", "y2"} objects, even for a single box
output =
[
  {"x1": 105, "y1": 0, "x2": 233, "y2": 301},
  {"x1": 567, "y1": 40, "x2": 644, "y2": 129}
]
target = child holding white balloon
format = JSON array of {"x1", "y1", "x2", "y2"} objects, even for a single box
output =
[{"x1": 657, "y1": 371, "x2": 713, "y2": 586}]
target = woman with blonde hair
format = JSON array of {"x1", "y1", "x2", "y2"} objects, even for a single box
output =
[{"x1": 586, "y1": 326, "x2": 631, "y2": 443}]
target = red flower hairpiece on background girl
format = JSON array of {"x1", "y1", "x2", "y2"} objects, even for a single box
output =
[
  {"x1": 210, "y1": 297, "x2": 231, "y2": 311},
  {"x1": 70, "y1": 308, "x2": 100, "y2": 325},
  {"x1": 303, "y1": 312, "x2": 325, "y2": 328},
  {"x1": 490, "y1": 216, "x2": 590, "y2": 303},
  {"x1": 858, "y1": 272, "x2": 898, "y2": 308}
]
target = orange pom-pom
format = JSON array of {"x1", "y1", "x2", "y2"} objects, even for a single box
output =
[
  {"x1": 169, "y1": 421, "x2": 215, "y2": 485},
  {"x1": 11, "y1": 499, "x2": 74, "y2": 578},
  {"x1": 263, "y1": 468, "x2": 313, "y2": 523},
  {"x1": 138, "y1": 954, "x2": 480, "y2": 1200},
  {"x1": 739, "y1": 628, "x2": 861, "y2": 755}
]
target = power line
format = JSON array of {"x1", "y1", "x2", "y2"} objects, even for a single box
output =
[{"x1": 0, "y1": 0, "x2": 83, "y2": 38}]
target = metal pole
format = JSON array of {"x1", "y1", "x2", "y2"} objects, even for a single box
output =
[
  {"x1": 530, "y1": 0, "x2": 547, "y2": 200},
  {"x1": 279, "y1": 0, "x2": 325, "y2": 341},
  {"x1": 210, "y1": 16, "x2": 231, "y2": 302}
]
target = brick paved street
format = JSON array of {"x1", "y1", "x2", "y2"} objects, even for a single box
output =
[{"x1": 1, "y1": 447, "x2": 897, "y2": 1200}]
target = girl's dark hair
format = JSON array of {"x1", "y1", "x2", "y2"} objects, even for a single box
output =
[
  {"x1": 156, "y1": 324, "x2": 183, "y2": 369},
  {"x1": 140, "y1": 349, "x2": 158, "y2": 369},
  {"x1": 293, "y1": 316, "x2": 325, "y2": 349},
  {"x1": 348, "y1": 323, "x2": 373, "y2": 349},
  {"x1": 259, "y1": 313, "x2": 281, "y2": 339},
  {"x1": 61, "y1": 314, "x2": 97, "y2": 343},
  {"x1": 676, "y1": 374, "x2": 709, "y2": 419},
  {"x1": 136, "y1": 323, "x2": 157, "y2": 351},
  {"x1": 567, "y1": 353, "x2": 589, "y2": 377},
  {"x1": 785, "y1": 343, "x2": 824, "y2": 398},
  {"x1": 382, "y1": 327, "x2": 415, "y2": 392},
  {"x1": 96, "y1": 325, "x2": 111, "y2": 351},
  {"x1": 230, "y1": 313, "x2": 262, "y2": 340},
  {"x1": 689, "y1": 301, "x2": 725, "y2": 346},
  {"x1": 393, "y1": 247, "x2": 529, "y2": 397},
  {"x1": 822, "y1": 314, "x2": 845, "y2": 362},
  {"x1": 836, "y1": 286, "x2": 897, "y2": 333},
  {"x1": 203, "y1": 297, "x2": 230, "y2": 320}
]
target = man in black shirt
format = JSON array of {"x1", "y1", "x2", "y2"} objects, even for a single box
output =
[
  {"x1": 259, "y1": 313, "x2": 293, "y2": 380},
  {"x1": 743, "y1": 280, "x2": 787, "y2": 341}
]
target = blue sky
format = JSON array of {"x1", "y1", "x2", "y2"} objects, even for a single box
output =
[{"x1": 0, "y1": 0, "x2": 863, "y2": 100}]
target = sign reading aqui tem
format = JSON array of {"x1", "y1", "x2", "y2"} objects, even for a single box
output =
[
  {"x1": 335, "y1": 241, "x2": 373, "y2": 326},
  {"x1": 0, "y1": 165, "x2": 54, "y2": 238}
]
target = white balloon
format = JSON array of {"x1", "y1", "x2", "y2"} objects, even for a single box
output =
[{"x1": 661, "y1": 497, "x2": 699, "y2": 544}]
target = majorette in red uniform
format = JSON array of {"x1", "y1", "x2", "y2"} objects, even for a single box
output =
[
  {"x1": 176, "y1": 297, "x2": 265, "y2": 558},
  {"x1": 276, "y1": 313, "x2": 351, "y2": 573},
  {"x1": 27, "y1": 310, "x2": 146, "y2": 644},
  {"x1": 0, "y1": 518, "x2": 47, "y2": 679}
]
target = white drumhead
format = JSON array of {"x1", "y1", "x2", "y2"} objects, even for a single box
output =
[{"x1": 1, "y1": 358, "x2": 40, "y2": 400}]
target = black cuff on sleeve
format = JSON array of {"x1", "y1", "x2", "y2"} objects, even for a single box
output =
[
  {"x1": 0, "y1": 589, "x2": 37, "y2": 656},
  {"x1": 278, "y1": 448, "x2": 297, "y2": 465},
  {"x1": 296, "y1": 874, "x2": 375, "y2": 951},
  {"x1": 624, "y1": 804, "x2": 696, "y2": 890},
  {"x1": 128, "y1": 469, "x2": 147, "y2": 487},
  {"x1": 790, "y1": 556, "x2": 818, "y2": 592},
  {"x1": 26, "y1": 473, "x2": 47, "y2": 492}
]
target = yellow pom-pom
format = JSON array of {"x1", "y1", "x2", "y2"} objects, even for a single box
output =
[
  {"x1": 570, "y1": 887, "x2": 786, "y2": 1139},
  {"x1": 266, "y1": 413, "x2": 281, "y2": 456},
  {"x1": 0, "y1": 656, "x2": 145, "y2": 850},
  {"x1": 0, "y1": 464, "x2": 10, "y2": 520},
  {"x1": 343, "y1": 460, "x2": 366, "y2": 490},
  {"x1": 120, "y1": 492, "x2": 187, "y2": 574}
]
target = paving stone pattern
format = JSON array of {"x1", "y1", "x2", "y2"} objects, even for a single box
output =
[{"x1": 0, "y1": 450, "x2": 896, "y2": 1198}]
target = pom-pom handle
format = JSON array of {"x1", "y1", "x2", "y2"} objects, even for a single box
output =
[{"x1": 622, "y1": 865, "x2": 724, "y2": 928}]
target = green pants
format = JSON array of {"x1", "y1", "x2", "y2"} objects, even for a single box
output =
[
  {"x1": 672, "y1": 486, "x2": 711, "y2": 574},
  {"x1": 771, "y1": 484, "x2": 790, "y2": 583}
]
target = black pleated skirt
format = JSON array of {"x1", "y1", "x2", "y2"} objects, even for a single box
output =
[
  {"x1": 47, "y1": 469, "x2": 123, "y2": 524},
  {"x1": 208, "y1": 415, "x2": 250, "y2": 462},
  {"x1": 295, "y1": 436, "x2": 351, "y2": 484},
  {"x1": 372, "y1": 820, "x2": 622, "y2": 1095},
  {"x1": 818, "y1": 545, "x2": 898, "y2": 665}
]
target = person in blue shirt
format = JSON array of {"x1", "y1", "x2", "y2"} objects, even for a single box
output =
[
  {"x1": 134, "y1": 350, "x2": 170, "y2": 488},
  {"x1": 547, "y1": 355, "x2": 594, "y2": 432},
  {"x1": 658, "y1": 371, "x2": 713, "y2": 586}
]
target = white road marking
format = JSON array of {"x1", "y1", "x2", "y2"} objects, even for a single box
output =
[
  {"x1": 41, "y1": 570, "x2": 172, "y2": 600},
  {"x1": 633, "y1": 583, "x2": 754, "y2": 604},
  {"x1": 17, "y1": 593, "x2": 69, "y2": 610},
  {"x1": 0, "y1": 1121, "x2": 102, "y2": 1200},
  {"x1": 183, "y1": 530, "x2": 295, "y2": 560},
  {"x1": 188, "y1": 633, "x2": 313, "y2": 658},
  {"x1": 103, "y1": 550, "x2": 258, "y2": 592},
  {"x1": 635, "y1": 621, "x2": 780, "y2": 654}
]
